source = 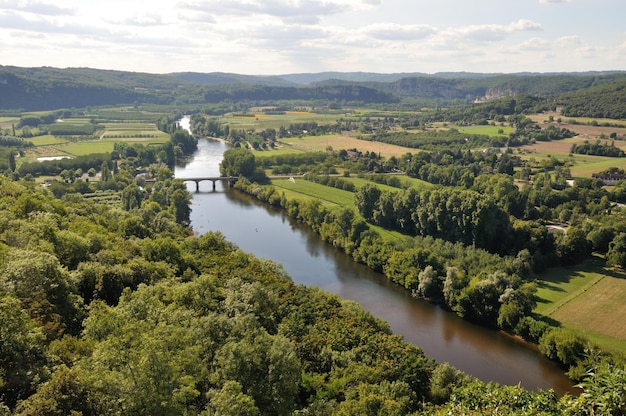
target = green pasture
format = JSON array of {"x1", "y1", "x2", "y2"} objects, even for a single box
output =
[
  {"x1": 454, "y1": 125, "x2": 513, "y2": 137},
  {"x1": 27, "y1": 135, "x2": 69, "y2": 146},
  {"x1": 534, "y1": 259, "x2": 626, "y2": 354},
  {"x1": 61, "y1": 141, "x2": 117, "y2": 156},
  {"x1": 569, "y1": 157, "x2": 626, "y2": 177},
  {"x1": 271, "y1": 178, "x2": 355, "y2": 207}
]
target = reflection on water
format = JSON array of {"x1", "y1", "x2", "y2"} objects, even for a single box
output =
[{"x1": 176, "y1": 137, "x2": 577, "y2": 396}]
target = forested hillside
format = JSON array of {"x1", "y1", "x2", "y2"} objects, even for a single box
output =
[{"x1": 2, "y1": 65, "x2": 626, "y2": 114}]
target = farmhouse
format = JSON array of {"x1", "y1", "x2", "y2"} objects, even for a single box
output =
[{"x1": 592, "y1": 172, "x2": 626, "y2": 186}]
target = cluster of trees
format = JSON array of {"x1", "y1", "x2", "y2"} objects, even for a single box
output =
[
  {"x1": 17, "y1": 153, "x2": 111, "y2": 178},
  {"x1": 571, "y1": 140, "x2": 625, "y2": 157},
  {"x1": 354, "y1": 185, "x2": 512, "y2": 254},
  {"x1": 304, "y1": 173, "x2": 357, "y2": 192},
  {"x1": 362, "y1": 130, "x2": 504, "y2": 151}
]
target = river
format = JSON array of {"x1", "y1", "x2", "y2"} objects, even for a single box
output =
[{"x1": 175, "y1": 117, "x2": 576, "y2": 395}]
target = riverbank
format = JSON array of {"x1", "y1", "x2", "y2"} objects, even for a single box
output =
[
  {"x1": 176, "y1": 129, "x2": 576, "y2": 394},
  {"x1": 228, "y1": 175, "x2": 586, "y2": 387}
]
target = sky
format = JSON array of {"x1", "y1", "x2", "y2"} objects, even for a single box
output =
[{"x1": 1, "y1": 0, "x2": 625, "y2": 75}]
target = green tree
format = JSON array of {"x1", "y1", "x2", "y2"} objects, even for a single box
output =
[
  {"x1": 220, "y1": 148, "x2": 256, "y2": 177},
  {"x1": 7, "y1": 151, "x2": 16, "y2": 172},
  {"x1": 607, "y1": 233, "x2": 626, "y2": 269},
  {"x1": 121, "y1": 184, "x2": 143, "y2": 211},
  {"x1": 0, "y1": 295, "x2": 47, "y2": 409},
  {"x1": 204, "y1": 381, "x2": 259, "y2": 416}
]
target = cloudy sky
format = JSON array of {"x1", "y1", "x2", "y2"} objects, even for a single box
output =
[{"x1": 1, "y1": 0, "x2": 624, "y2": 75}]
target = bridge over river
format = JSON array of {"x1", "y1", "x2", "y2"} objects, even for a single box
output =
[{"x1": 179, "y1": 175, "x2": 303, "y2": 191}]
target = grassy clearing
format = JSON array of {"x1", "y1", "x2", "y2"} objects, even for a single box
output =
[{"x1": 534, "y1": 259, "x2": 626, "y2": 353}]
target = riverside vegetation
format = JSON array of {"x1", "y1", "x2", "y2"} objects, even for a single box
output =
[{"x1": 1, "y1": 67, "x2": 626, "y2": 414}]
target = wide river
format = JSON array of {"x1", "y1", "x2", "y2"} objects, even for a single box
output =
[{"x1": 175, "y1": 118, "x2": 576, "y2": 395}]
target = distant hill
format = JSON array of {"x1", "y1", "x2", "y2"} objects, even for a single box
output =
[
  {"x1": 170, "y1": 72, "x2": 298, "y2": 87},
  {"x1": 1, "y1": 65, "x2": 625, "y2": 113}
]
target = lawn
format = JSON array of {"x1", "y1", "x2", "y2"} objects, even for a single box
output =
[{"x1": 534, "y1": 259, "x2": 626, "y2": 354}]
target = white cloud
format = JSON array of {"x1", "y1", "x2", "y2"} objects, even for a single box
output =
[
  {"x1": 519, "y1": 37, "x2": 551, "y2": 51},
  {"x1": 362, "y1": 23, "x2": 436, "y2": 41},
  {"x1": 0, "y1": 0, "x2": 74, "y2": 16},
  {"x1": 539, "y1": 0, "x2": 571, "y2": 3}
]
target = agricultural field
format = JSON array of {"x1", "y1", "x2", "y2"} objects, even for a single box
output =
[
  {"x1": 534, "y1": 259, "x2": 626, "y2": 354},
  {"x1": 221, "y1": 110, "x2": 346, "y2": 130},
  {"x1": 27, "y1": 135, "x2": 69, "y2": 146},
  {"x1": 453, "y1": 124, "x2": 514, "y2": 137},
  {"x1": 280, "y1": 134, "x2": 412, "y2": 158},
  {"x1": 99, "y1": 122, "x2": 170, "y2": 141},
  {"x1": 272, "y1": 178, "x2": 355, "y2": 208},
  {"x1": 21, "y1": 121, "x2": 168, "y2": 161},
  {"x1": 0, "y1": 116, "x2": 19, "y2": 129},
  {"x1": 517, "y1": 113, "x2": 626, "y2": 178}
]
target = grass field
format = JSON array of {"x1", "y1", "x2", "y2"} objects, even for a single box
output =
[{"x1": 534, "y1": 259, "x2": 626, "y2": 354}]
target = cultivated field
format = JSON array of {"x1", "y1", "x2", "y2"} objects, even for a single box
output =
[
  {"x1": 222, "y1": 110, "x2": 346, "y2": 130},
  {"x1": 21, "y1": 121, "x2": 168, "y2": 161},
  {"x1": 518, "y1": 113, "x2": 626, "y2": 178},
  {"x1": 280, "y1": 134, "x2": 412, "y2": 158},
  {"x1": 534, "y1": 260, "x2": 626, "y2": 354}
]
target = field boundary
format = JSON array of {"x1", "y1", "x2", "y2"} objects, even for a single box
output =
[{"x1": 541, "y1": 273, "x2": 606, "y2": 317}]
